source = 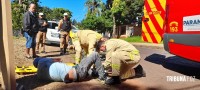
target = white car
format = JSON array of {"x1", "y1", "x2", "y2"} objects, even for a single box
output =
[{"x1": 45, "y1": 21, "x2": 79, "y2": 45}]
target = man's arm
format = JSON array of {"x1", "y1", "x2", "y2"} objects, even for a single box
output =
[
  {"x1": 58, "y1": 19, "x2": 63, "y2": 31},
  {"x1": 69, "y1": 21, "x2": 72, "y2": 30},
  {"x1": 103, "y1": 41, "x2": 116, "y2": 68},
  {"x1": 88, "y1": 34, "x2": 97, "y2": 56},
  {"x1": 42, "y1": 19, "x2": 48, "y2": 26},
  {"x1": 23, "y1": 12, "x2": 31, "y2": 32}
]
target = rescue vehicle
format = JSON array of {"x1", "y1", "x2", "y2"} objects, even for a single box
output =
[{"x1": 142, "y1": 0, "x2": 200, "y2": 62}]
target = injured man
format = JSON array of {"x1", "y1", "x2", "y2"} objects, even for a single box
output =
[{"x1": 33, "y1": 52, "x2": 105, "y2": 83}]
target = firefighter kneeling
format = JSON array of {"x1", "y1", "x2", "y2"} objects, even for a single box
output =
[{"x1": 97, "y1": 39, "x2": 146, "y2": 85}]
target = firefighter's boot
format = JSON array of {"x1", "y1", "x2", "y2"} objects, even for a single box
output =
[
  {"x1": 105, "y1": 76, "x2": 121, "y2": 85},
  {"x1": 134, "y1": 64, "x2": 146, "y2": 77}
]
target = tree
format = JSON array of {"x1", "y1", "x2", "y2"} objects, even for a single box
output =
[
  {"x1": 85, "y1": 0, "x2": 102, "y2": 16},
  {"x1": 11, "y1": 0, "x2": 40, "y2": 31},
  {"x1": 11, "y1": 0, "x2": 73, "y2": 32},
  {"x1": 72, "y1": 19, "x2": 78, "y2": 25},
  {"x1": 81, "y1": 0, "x2": 113, "y2": 34},
  {"x1": 51, "y1": 8, "x2": 72, "y2": 21},
  {"x1": 11, "y1": 3, "x2": 24, "y2": 30},
  {"x1": 107, "y1": 0, "x2": 144, "y2": 37},
  {"x1": 38, "y1": 6, "x2": 52, "y2": 20}
]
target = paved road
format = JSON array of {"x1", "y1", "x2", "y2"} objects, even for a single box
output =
[
  {"x1": 16, "y1": 44, "x2": 200, "y2": 90},
  {"x1": 135, "y1": 46, "x2": 200, "y2": 90}
]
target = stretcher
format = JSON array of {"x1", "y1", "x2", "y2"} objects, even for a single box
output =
[
  {"x1": 15, "y1": 63, "x2": 75, "y2": 75},
  {"x1": 15, "y1": 66, "x2": 37, "y2": 75}
]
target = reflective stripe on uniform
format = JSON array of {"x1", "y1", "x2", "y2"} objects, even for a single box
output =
[
  {"x1": 111, "y1": 64, "x2": 120, "y2": 70},
  {"x1": 103, "y1": 61, "x2": 111, "y2": 68},
  {"x1": 129, "y1": 50, "x2": 139, "y2": 60},
  {"x1": 75, "y1": 58, "x2": 80, "y2": 64},
  {"x1": 95, "y1": 33, "x2": 102, "y2": 40}
]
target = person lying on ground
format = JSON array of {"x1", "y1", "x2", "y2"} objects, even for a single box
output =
[{"x1": 33, "y1": 52, "x2": 105, "y2": 83}]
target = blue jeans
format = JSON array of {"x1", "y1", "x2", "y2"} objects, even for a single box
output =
[{"x1": 24, "y1": 32, "x2": 36, "y2": 48}]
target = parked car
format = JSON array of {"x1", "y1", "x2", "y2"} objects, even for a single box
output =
[{"x1": 45, "y1": 21, "x2": 79, "y2": 45}]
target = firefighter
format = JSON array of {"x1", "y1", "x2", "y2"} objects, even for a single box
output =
[
  {"x1": 71, "y1": 30, "x2": 106, "y2": 64},
  {"x1": 97, "y1": 39, "x2": 146, "y2": 85},
  {"x1": 58, "y1": 13, "x2": 72, "y2": 55}
]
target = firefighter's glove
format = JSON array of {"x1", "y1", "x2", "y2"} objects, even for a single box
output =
[{"x1": 103, "y1": 61, "x2": 111, "y2": 70}]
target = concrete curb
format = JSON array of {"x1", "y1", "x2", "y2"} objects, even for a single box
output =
[{"x1": 131, "y1": 43, "x2": 164, "y2": 49}]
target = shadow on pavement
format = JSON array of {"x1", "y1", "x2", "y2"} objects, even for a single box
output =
[
  {"x1": 175, "y1": 84, "x2": 200, "y2": 90},
  {"x1": 145, "y1": 54, "x2": 200, "y2": 79},
  {"x1": 16, "y1": 74, "x2": 51, "y2": 89},
  {"x1": 55, "y1": 82, "x2": 163, "y2": 90},
  {"x1": 45, "y1": 50, "x2": 60, "y2": 53}
]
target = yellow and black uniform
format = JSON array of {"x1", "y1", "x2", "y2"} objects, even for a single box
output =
[
  {"x1": 72, "y1": 30, "x2": 102, "y2": 64},
  {"x1": 103, "y1": 39, "x2": 141, "y2": 79},
  {"x1": 58, "y1": 19, "x2": 71, "y2": 55}
]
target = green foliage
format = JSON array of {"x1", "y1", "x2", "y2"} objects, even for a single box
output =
[
  {"x1": 120, "y1": 36, "x2": 143, "y2": 42},
  {"x1": 82, "y1": 0, "x2": 144, "y2": 36},
  {"x1": 111, "y1": 0, "x2": 125, "y2": 15},
  {"x1": 81, "y1": 0, "x2": 113, "y2": 33},
  {"x1": 11, "y1": 0, "x2": 39, "y2": 30},
  {"x1": 11, "y1": 3, "x2": 24, "y2": 30},
  {"x1": 38, "y1": 6, "x2": 52, "y2": 20},
  {"x1": 111, "y1": 0, "x2": 144, "y2": 25},
  {"x1": 81, "y1": 12, "x2": 113, "y2": 33},
  {"x1": 11, "y1": 0, "x2": 72, "y2": 31},
  {"x1": 85, "y1": 0, "x2": 102, "y2": 16},
  {"x1": 50, "y1": 8, "x2": 72, "y2": 21}
]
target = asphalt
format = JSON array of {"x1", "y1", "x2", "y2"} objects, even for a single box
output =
[{"x1": 131, "y1": 42, "x2": 164, "y2": 49}]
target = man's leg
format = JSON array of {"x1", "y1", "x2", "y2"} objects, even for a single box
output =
[
  {"x1": 24, "y1": 32, "x2": 32, "y2": 58},
  {"x1": 32, "y1": 35, "x2": 37, "y2": 58},
  {"x1": 75, "y1": 52, "x2": 105, "y2": 81},
  {"x1": 26, "y1": 48, "x2": 30, "y2": 57},
  {"x1": 36, "y1": 31, "x2": 42, "y2": 53},
  {"x1": 64, "y1": 32, "x2": 69, "y2": 54},
  {"x1": 60, "y1": 32, "x2": 65, "y2": 55},
  {"x1": 41, "y1": 32, "x2": 46, "y2": 53}
]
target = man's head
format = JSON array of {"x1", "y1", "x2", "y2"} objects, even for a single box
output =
[
  {"x1": 63, "y1": 13, "x2": 68, "y2": 20},
  {"x1": 29, "y1": 3, "x2": 36, "y2": 13},
  {"x1": 39, "y1": 12, "x2": 44, "y2": 18},
  {"x1": 97, "y1": 41, "x2": 106, "y2": 52},
  {"x1": 100, "y1": 36, "x2": 109, "y2": 42}
]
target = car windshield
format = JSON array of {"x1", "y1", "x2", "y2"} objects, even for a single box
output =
[
  {"x1": 72, "y1": 26, "x2": 78, "y2": 30},
  {"x1": 48, "y1": 22, "x2": 58, "y2": 29},
  {"x1": 71, "y1": 25, "x2": 78, "y2": 33}
]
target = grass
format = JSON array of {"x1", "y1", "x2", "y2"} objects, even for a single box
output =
[
  {"x1": 120, "y1": 36, "x2": 163, "y2": 44},
  {"x1": 120, "y1": 36, "x2": 144, "y2": 43}
]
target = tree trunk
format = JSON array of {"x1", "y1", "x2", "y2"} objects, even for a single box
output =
[
  {"x1": 112, "y1": 16, "x2": 116, "y2": 38},
  {"x1": 19, "y1": 0, "x2": 22, "y2": 5}
]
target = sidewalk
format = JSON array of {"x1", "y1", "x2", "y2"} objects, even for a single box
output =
[{"x1": 131, "y1": 42, "x2": 164, "y2": 49}]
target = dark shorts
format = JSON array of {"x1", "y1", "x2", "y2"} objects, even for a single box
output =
[{"x1": 24, "y1": 32, "x2": 36, "y2": 48}]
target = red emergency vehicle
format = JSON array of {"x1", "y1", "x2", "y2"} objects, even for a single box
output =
[{"x1": 142, "y1": 0, "x2": 200, "y2": 62}]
